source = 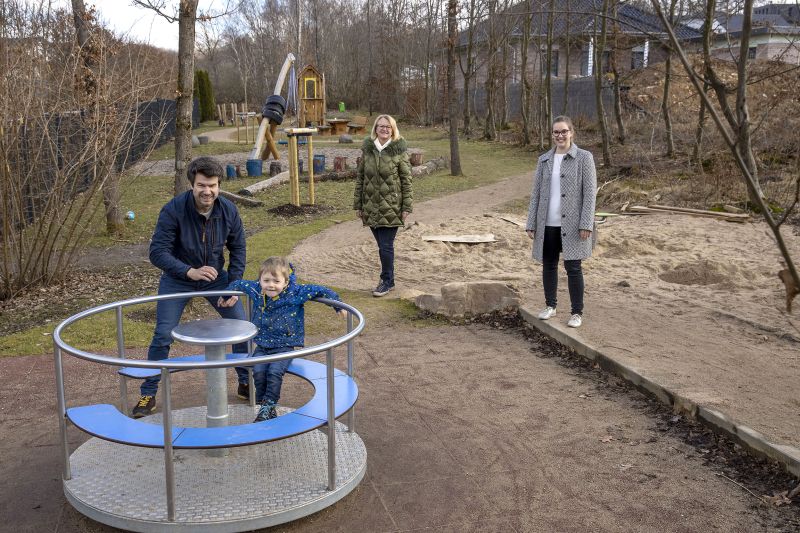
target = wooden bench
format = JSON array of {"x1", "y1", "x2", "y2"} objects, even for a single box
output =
[
  {"x1": 347, "y1": 115, "x2": 368, "y2": 134},
  {"x1": 71, "y1": 358, "x2": 357, "y2": 449}
]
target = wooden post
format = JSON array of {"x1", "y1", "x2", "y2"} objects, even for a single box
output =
[
  {"x1": 307, "y1": 134, "x2": 315, "y2": 205},
  {"x1": 288, "y1": 135, "x2": 300, "y2": 206},
  {"x1": 234, "y1": 103, "x2": 240, "y2": 143}
]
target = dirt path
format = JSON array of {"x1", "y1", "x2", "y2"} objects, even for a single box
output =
[
  {"x1": 1, "y1": 321, "x2": 797, "y2": 532},
  {"x1": 291, "y1": 173, "x2": 800, "y2": 451}
]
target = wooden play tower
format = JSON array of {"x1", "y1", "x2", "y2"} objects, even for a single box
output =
[{"x1": 297, "y1": 65, "x2": 326, "y2": 127}]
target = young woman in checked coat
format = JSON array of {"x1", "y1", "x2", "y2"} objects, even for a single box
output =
[{"x1": 526, "y1": 115, "x2": 597, "y2": 328}]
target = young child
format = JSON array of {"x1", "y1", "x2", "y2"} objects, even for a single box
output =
[{"x1": 220, "y1": 256, "x2": 346, "y2": 422}]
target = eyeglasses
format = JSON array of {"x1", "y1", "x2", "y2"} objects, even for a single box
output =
[
  {"x1": 552, "y1": 130, "x2": 571, "y2": 137},
  {"x1": 376, "y1": 125, "x2": 392, "y2": 131}
]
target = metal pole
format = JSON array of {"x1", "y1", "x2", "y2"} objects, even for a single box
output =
[
  {"x1": 54, "y1": 343, "x2": 71, "y2": 480},
  {"x1": 245, "y1": 296, "x2": 256, "y2": 407},
  {"x1": 326, "y1": 348, "x2": 336, "y2": 490},
  {"x1": 161, "y1": 369, "x2": 176, "y2": 521},
  {"x1": 307, "y1": 134, "x2": 315, "y2": 204},
  {"x1": 116, "y1": 306, "x2": 129, "y2": 415},
  {"x1": 346, "y1": 313, "x2": 355, "y2": 433},
  {"x1": 205, "y1": 344, "x2": 229, "y2": 457}
]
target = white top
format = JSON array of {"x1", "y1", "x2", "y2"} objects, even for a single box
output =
[
  {"x1": 374, "y1": 138, "x2": 391, "y2": 152},
  {"x1": 546, "y1": 153, "x2": 566, "y2": 227}
]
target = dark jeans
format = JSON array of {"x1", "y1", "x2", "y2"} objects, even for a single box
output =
[
  {"x1": 542, "y1": 226, "x2": 584, "y2": 315},
  {"x1": 370, "y1": 226, "x2": 399, "y2": 285},
  {"x1": 252, "y1": 346, "x2": 294, "y2": 404},
  {"x1": 140, "y1": 274, "x2": 249, "y2": 397}
]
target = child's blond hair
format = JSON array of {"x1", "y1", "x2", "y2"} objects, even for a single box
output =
[{"x1": 259, "y1": 256, "x2": 291, "y2": 279}]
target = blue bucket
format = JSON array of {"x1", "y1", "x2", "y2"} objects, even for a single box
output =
[
  {"x1": 313, "y1": 154, "x2": 325, "y2": 174},
  {"x1": 246, "y1": 159, "x2": 262, "y2": 177},
  {"x1": 225, "y1": 164, "x2": 236, "y2": 179}
]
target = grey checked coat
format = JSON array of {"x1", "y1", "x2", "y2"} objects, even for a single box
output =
[{"x1": 526, "y1": 143, "x2": 597, "y2": 262}]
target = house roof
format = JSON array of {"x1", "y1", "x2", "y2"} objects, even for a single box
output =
[{"x1": 457, "y1": 0, "x2": 701, "y2": 48}]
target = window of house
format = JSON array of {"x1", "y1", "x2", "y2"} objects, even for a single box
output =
[
  {"x1": 304, "y1": 78, "x2": 317, "y2": 98},
  {"x1": 581, "y1": 51, "x2": 590, "y2": 76},
  {"x1": 631, "y1": 51, "x2": 645, "y2": 70},
  {"x1": 747, "y1": 47, "x2": 757, "y2": 60},
  {"x1": 551, "y1": 50, "x2": 559, "y2": 77}
]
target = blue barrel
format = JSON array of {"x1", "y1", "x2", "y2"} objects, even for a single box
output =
[
  {"x1": 225, "y1": 164, "x2": 236, "y2": 179},
  {"x1": 246, "y1": 159, "x2": 262, "y2": 177},
  {"x1": 313, "y1": 154, "x2": 325, "y2": 174}
]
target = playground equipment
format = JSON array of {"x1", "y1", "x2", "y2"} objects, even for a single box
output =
[
  {"x1": 249, "y1": 54, "x2": 296, "y2": 164},
  {"x1": 54, "y1": 291, "x2": 366, "y2": 532},
  {"x1": 297, "y1": 64, "x2": 326, "y2": 128}
]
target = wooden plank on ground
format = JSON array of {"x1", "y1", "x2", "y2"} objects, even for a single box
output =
[
  {"x1": 648, "y1": 204, "x2": 750, "y2": 220},
  {"x1": 422, "y1": 234, "x2": 497, "y2": 243}
]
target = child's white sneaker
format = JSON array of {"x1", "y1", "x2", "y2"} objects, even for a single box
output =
[
  {"x1": 538, "y1": 306, "x2": 557, "y2": 320},
  {"x1": 567, "y1": 314, "x2": 582, "y2": 328}
]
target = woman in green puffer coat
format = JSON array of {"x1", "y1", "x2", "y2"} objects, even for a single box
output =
[{"x1": 353, "y1": 114, "x2": 413, "y2": 297}]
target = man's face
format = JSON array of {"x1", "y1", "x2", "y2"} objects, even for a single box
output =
[{"x1": 192, "y1": 172, "x2": 220, "y2": 211}]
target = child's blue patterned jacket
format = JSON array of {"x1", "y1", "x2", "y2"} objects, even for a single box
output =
[{"x1": 226, "y1": 267, "x2": 340, "y2": 349}]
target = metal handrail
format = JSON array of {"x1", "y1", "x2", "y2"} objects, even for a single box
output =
[{"x1": 53, "y1": 291, "x2": 364, "y2": 369}]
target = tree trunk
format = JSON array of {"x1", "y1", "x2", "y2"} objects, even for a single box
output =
[
  {"x1": 447, "y1": 0, "x2": 462, "y2": 175},
  {"x1": 562, "y1": 0, "x2": 571, "y2": 115},
  {"x1": 610, "y1": 1, "x2": 626, "y2": 144},
  {"x1": 520, "y1": 2, "x2": 532, "y2": 146},
  {"x1": 71, "y1": 0, "x2": 124, "y2": 234},
  {"x1": 662, "y1": 0, "x2": 677, "y2": 157},
  {"x1": 544, "y1": 0, "x2": 554, "y2": 140},
  {"x1": 593, "y1": 1, "x2": 611, "y2": 166},
  {"x1": 692, "y1": 80, "x2": 708, "y2": 167},
  {"x1": 483, "y1": 0, "x2": 497, "y2": 140},
  {"x1": 174, "y1": 0, "x2": 198, "y2": 196},
  {"x1": 461, "y1": 0, "x2": 478, "y2": 136}
]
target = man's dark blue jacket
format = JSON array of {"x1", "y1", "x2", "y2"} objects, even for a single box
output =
[{"x1": 149, "y1": 190, "x2": 246, "y2": 283}]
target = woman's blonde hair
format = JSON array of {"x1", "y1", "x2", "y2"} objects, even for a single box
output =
[
  {"x1": 259, "y1": 256, "x2": 291, "y2": 279},
  {"x1": 370, "y1": 114, "x2": 401, "y2": 141}
]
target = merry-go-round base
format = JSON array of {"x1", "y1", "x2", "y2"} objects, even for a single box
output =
[{"x1": 63, "y1": 405, "x2": 367, "y2": 533}]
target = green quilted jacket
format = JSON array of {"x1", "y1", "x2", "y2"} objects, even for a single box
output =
[{"x1": 353, "y1": 137, "x2": 413, "y2": 227}]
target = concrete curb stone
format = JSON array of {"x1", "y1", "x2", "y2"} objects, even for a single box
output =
[{"x1": 519, "y1": 304, "x2": 800, "y2": 477}]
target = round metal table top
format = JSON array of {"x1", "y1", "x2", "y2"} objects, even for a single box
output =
[{"x1": 171, "y1": 318, "x2": 257, "y2": 346}]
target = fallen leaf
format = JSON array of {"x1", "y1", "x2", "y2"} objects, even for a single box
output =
[
  {"x1": 619, "y1": 463, "x2": 634, "y2": 470},
  {"x1": 763, "y1": 491, "x2": 792, "y2": 507}
]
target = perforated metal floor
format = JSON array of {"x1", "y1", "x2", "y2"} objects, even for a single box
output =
[{"x1": 63, "y1": 405, "x2": 367, "y2": 533}]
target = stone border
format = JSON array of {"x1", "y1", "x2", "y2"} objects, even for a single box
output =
[{"x1": 519, "y1": 305, "x2": 800, "y2": 478}]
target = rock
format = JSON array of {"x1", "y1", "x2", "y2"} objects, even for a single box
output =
[
  {"x1": 198, "y1": 135, "x2": 209, "y2": 145},
  {"x1": 191, "y1": 135, "x2": 200, "y2": 147},
  {"x1": 415, "y1": 281, "x2": 521, "y2": 317},
  {"x1": 338, "y1": 134, "x2": 353, "y2": 144},
  {"x1": 617, "y1": 280, "x2": 631, "y2": 287}
]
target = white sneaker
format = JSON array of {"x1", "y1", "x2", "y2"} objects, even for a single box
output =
[
  {"x1": 538, "y1": 306, "x2": 557, "y2": 320},
  {"x1": 567, "y1": 314, "x2": 582, "y2": 328}
]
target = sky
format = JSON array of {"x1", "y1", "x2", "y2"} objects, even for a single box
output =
[{"x1": 79, "y1": 1, "x2": 224, "y2": 51}]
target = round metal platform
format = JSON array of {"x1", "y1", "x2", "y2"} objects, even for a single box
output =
[{"x1": 63, "y1": 405, "x2": 367, "y2": 533}]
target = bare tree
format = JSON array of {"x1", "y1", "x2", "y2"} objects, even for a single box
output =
[
  {"x1": 661, "y1": 0, "x2": 677, "y2": 157},
  {"x1": 650, "y1": 0, "x2": 799, "y2": 304},
  {"x1": 609, "y1": 0, "x2": 626, "y2": 144},
  {"x1": 132, "y1": 0, "x2": 201, "y2": 195},
  {"x1": 519, "y1": 0, "x2": 533, "y2": 145},
  {"x1": 483, "y1": 0, "x2": 498, "y2": 140},
  {"x1": 71, "y1": 0, "x2": 124, "y2": 235},
  {"x1": 594, "y1": 0, "x2": 612, "y2": 166},
  {"x1": 447, "y1": 0, "x2": 463, "y2": 175}
]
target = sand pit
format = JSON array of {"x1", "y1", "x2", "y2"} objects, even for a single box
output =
[{"x1": 292, "y1": 180, "x2": 800, "y2": 449}]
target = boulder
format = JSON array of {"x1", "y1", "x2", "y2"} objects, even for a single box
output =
[
  {"x1": 191, "y1": 135, "x2": 200, "y2": 147},
  {"x1": 415, "y1": 281, "x2": 520, "y2": 317},
  {"x1": 338, "y1": 134, "x2": 353, "y2": 144}
]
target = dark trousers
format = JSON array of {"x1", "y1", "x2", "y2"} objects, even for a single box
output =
[
  {"x1": 370, "y1": 226, "x2": 399, "y2": 285},
  {"x1": 542, "y1": 226, "x2": 584, "y2": 315},
  {"x1": 252, "y1": 346, "x2": 293, "y2": 404}
]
